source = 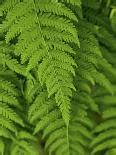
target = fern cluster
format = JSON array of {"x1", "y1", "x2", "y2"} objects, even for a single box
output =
[{"x1": 0, "y1": 0, "x2": 116, "y2": 155}]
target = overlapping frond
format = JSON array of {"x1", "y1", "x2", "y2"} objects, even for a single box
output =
[
  {"x1": 28, "y1": 90, "x2": 67, "y2": 154},
  {"x1": 87, "y1": 0, "x2": 116, "y2": 154},
  {"x1": 9, "y1": 130, "x2": 39, "y2": 155},
  {"x1": 0, "y1": 68, "x2": 24, "y2": 133},
  {"x1": 0, "y1": 0, "x2": 116, "y2": 155},
  {"x1": 90, "y1": 90, "x2": 116, "y2": 155},
  {"x1": 28, "y1": 87, "x2": 96, "y2": 155},
  {"x1": 76, "y1": 20, "x2": 113, "y2": 94}
]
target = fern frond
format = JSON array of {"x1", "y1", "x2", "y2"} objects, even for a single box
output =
[
  {"x1": 0, "y1": 68, "x2": 21, "y2": 109},
  {"x1": 0, "y1": 65, "x2": 26, "y2": 149},
  {"x1": 7, "y1": 126, "x2": 40, "y2": 155},
  {"x1": 28, "y1": 90, "x2": 68, "y2": 154},
  {"x1": 0, "y1": 68, "x2": 19, "y2": 87},
  {"x1": 0, "y1": 126, "x2": 13, "y2": 139},
  {"x1": 30, "y1": 100, "x2": 56, "y2": 124},
  {"x1": 0, "y1": 114, "x2": 17, "y2": 134},
  {"x1": 0, "y1": 102, "x2": 24, "y2": 126},
  {"x1": 90, "y1": 129, "x2": 116, "y2": 148},
  {"x1": 75, "y1": 20, "x2": 113, "y2": 96},
  {"x1": 36, "y1": 1, "x2": 78, "y2": 21},
  {"x1": 105, "y1": 148, "x2": 116, "y2": 155},
  {"x1": 91, "y1": 138, "x2": 116, "y2": 154},
  {"x1": 0, "y1": 0, "x2": 116, "y2": 155},
  {"x1": 29, "y1": 87, "x2": 95, "y2": 155},
  {"x1": 33, "y1": 109, "x2": 61, "y2": 135},
  {"x1": 1, "y1": 0, "x2": 80, "y2": 124},
  {"x1": 10, "y1": 140, "x2": 39, "y2": 155},
  {"x1": 0, "y1": 91, "x2": 21, "y2": 109},
  {"x1": 42, "y1": 119, "x2": 65, "y2": 139},
  {"x1": 28, "y1": 91, "x2": 48, "y2": 120},
  {"x1": 0, "y1": 0, "x2": 20, "y2": 13},
  {"x1": 74, "y1": 92, "x2": 99, "y2": 112},
  {"x1": 95, "y1": 95, "x2": 116, "y2": 106},
  {"x1": 91, "y1": 95, "x2": 116, "y2": 155},
  {"x1": 96, "y1": 27, "x2": 116, "y2": 51},
  {"x1": 17, "y1": 131, "x2": 37, "y2": 142},
  {"x1": 77, "y1": 81, "x2": 92, "y2": 94},
  {"x1": 92, "y1": 70, "x2": 113, "y2": 94},
  {"x1": 38, "y1": 14, "x2": 77, "y2": 37},
  {"x1": 0, "y1": 79, "x2": 19, "y2": 96},
  {"x1": 90, "y1": 32, "x2": 116, "y2": 155},
  {"x1": 0, "y1": 52, "x2": 26, "y2": 76}
]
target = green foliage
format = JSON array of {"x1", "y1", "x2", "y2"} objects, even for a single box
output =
[{"x1": 0, "y1": 0, "x2": 116, "y2": 155}]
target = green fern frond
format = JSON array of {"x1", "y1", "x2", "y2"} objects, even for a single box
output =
[
  {"x1": 30, "y1": 100, "x2": 56, "y2": 124},
  {"x1": 77, "y1": 81, "x2": 92, "y2": 94},
  {"x1": 90, "y1": 129, "x2": 116, "y2": 148},
  {"x1": 0, "y1": 91, "x2": 21, "y2": 109},
  {"x1": 0, "y1": 114, "x2": 18, "y2": 134},
  {"x1": 29, "y1": 88, "x2": 95, "y2": 155},
  {"x1": 0, "y1": 0, "x2": 116, "y2": 155},
  {"x1": 36, "y1": 1, "x2": 78, "y2": 21},
  {"x1": 38, "y1": 14, "x2": 77, "y2": 37},
  {"x1": 91, "y1": 138, "x2": 116, "y2": 155},
  {"x1": 90, "y1": 39, "x2": 116, "y2": 155},
  {"x1": 0, "y1": 68, "x2": 19, "y2": 87},
  {"x1": 105, "y1": 148, "x2": 116, "y2": 155},
  {"x1": 28, "y1": 91, "x2": 48, "y2": 120},
  {"x1": 0, "y1": 68, "x2": 21, "y2": 109},
  {"x1": 28, "y1": 90, "x2": 67, "y2": 154},
  {"x1": 10, "y1": 140, "x2": 39, "y2": 155},
  {"x1": 75, "y1": 20, "x2": 113, "y2": 97},
  {"x1": 0, "y1": 52, "x2": 26, "y2": 76},
  {"x1": 33, "y1": 109, "x2": 61, "y2": 135},
  {"x1": 0, "y1": 126, "x2": 13, "y2": 139},
  {"x1": 103, "y1": 107, "x2": 116, "y2": 119},
  {"x1": 42, "y1": 119, "x2": 65, "y2": 139},
  {"x1": 98, "y1": 58, "x2": 116, "y2": 77},
  {"x1": 74, "y1": 92, "x2": 99, "y2": 112},
  {"x1": 0, "y1": 102, "x2": 24, "y2": 126},
  {"x1": 0, "y1": 66, "x2": 26, "y2": 148},
  {"x1": 53, "y1": 105, "x2": 95, "y2": 155},
  {"x1": 92, "y1": 70, "x2": 113, "y2": 94},
  {"x1": 95, "y1": 95, "x2": 116, "y2": 106},
  {"x1": 91, "y1": 100, "x2": 116, "y2": 155},
  {"x1": 0, "y1": 79, "x2": 19, "y2": 96},
  {"x1": 0, "y1": 0, "x2": 20, "y2": 13},
  {"x1": 17, "y1": 131, "x2": 37, "y2": 142},
  {"x1": 1, "y1": 0, "x2": 80, "y2": 124},
  {"x1": 96, "y1": 27, "x2": 116, "y2": 51}
]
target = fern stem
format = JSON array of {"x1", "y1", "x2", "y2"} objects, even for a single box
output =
[{"x1": 67, "y1": 124, "x2": 70, "y2": 155}]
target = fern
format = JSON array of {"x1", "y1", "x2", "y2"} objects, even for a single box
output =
[
  {"x1": 88, "y1": 1, "x2": 116, "y2": 154},
  {"x1": 28, "y1": 87, "x2": 95, "y2": 155},
  {"x1": 1, "y1": 0, "x2": 80, "y2": 125},
  {"x1": 9, "y1": 130, "x2": 39, "y2": 155},
  {"x1": 0, "y1": 0, "x2": 116, "y2": 155}
]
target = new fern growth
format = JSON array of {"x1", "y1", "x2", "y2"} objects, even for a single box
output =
[{"x1": 0, "y1": 0, "x2": 116, "y2": 155}]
